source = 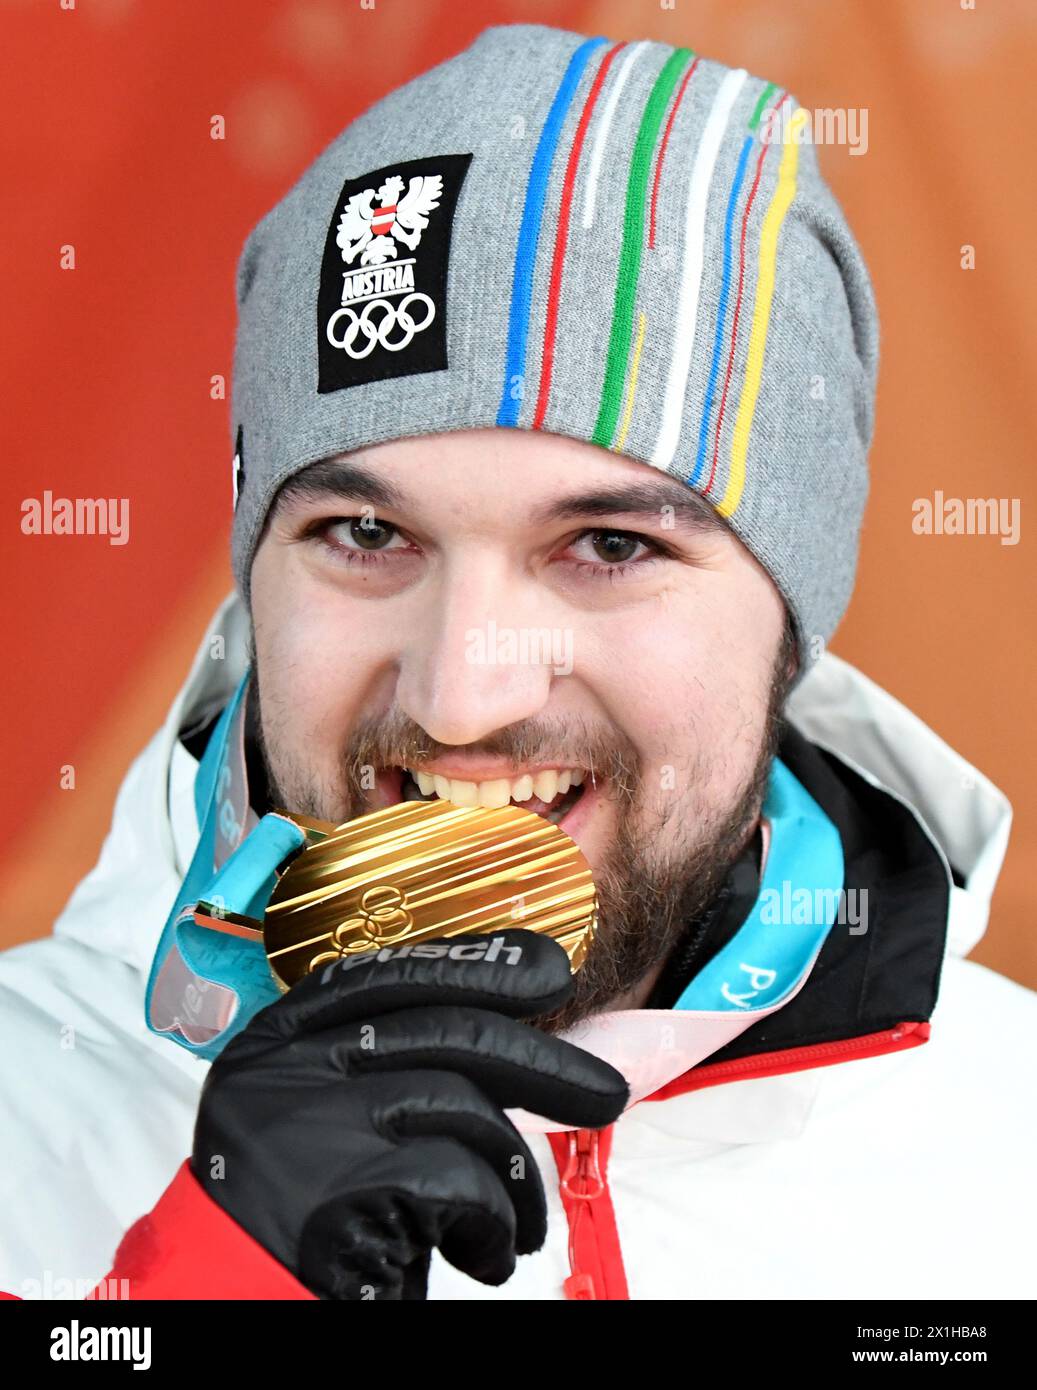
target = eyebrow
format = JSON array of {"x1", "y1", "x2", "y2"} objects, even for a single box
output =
[
  {"x1": 272, "y1": 459, "x2": 406, "y2": 515},
  {"x1": 529, "y1": 481, "x2": 729, "y2": 536},
  {"x1": 273, "y1": 458, "x2": 728, "y2": 538}
]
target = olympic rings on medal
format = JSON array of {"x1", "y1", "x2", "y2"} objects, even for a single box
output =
[{"x1": 326, "y1": 292, "x2": 436, "y2": 359}]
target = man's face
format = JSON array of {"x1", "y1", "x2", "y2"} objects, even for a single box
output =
[{"x1": 249, "y1": 429, "x2": 793, "y2": 1031}]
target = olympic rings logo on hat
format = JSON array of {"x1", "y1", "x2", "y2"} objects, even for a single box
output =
[{"x1": 326, "y1": 292, "x2": 436, "y2": 359}]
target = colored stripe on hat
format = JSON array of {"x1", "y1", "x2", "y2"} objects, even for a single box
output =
[
  {"x1": 614, "y1": 311, "x2": 647, "y2": 452},
  {"x1": 610, "y1": 57, "x2": 699, "y2": 452},
  {"x1": 702, "y1": 88, "x2": 790, "y2": 496},
  {"x1": 592, "y1": 47, "x2": 695, "y2": 449},
  {"x1": 496, "y1": 35, "x2": 609, "y2": 428},
  {"x1": 533, "y1": 40, "x2": 626, "y2": 432},
  {"x1": 686, "y1": 137, "x2": 752, "y2": 487},
  {"x1": 648, "y1": 67, "x2": 748, "y2": 469},
  {"x1": 582, "y1": 42, "x2": 648, "y2": 230},
  {"x1": 648, "y1": 58, "x2": 700, "y2": 250},
  {"x1": 603, "y1": 56, "x2": 697, "y2": 453},
  {"x1": 713, "y1": 106, "x2": 808, "y2": 517},
  {"x1": 688, "y1": 82, "x2": 777, "y2": 488}
]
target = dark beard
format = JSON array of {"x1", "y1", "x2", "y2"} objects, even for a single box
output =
[
  {"x1": 245, "y1": 619, "x2": 795, "y2": 1034},
  {"x1": 549, "y1": 619, "x2": 796, "y2": 1032},
  {"x1": 527, "y1": 716, "x2": 777, "y2": 1035}
]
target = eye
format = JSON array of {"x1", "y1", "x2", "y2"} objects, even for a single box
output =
[
  {"x1": 585, "y1": 530, "x2": 644, "y2": 564},
  {"x1": 565, "y1": 528, "x2": 662, "y2": 572},
  {"x1": 307, "y1": 514, "x2": 417, "y2": 561},
  {"x1": 330, "y1": 517, "x2": 400, "y2": 547}
]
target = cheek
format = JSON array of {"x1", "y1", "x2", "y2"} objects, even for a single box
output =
[
  {"x1": 583, "y1": 586, "x2": 766, "y2": 706},
  {"x1": 250, "y1": 560, "x2": 385, "y2": 768},
  {"x1": 579, "y1": 582, "x2": 779, "y2": 803}
]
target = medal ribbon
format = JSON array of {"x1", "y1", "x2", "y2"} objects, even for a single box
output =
[{"x1": 144, "y1": 672, "x2": 307, "y2": 1060}]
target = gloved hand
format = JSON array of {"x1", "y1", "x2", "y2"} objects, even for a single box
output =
[{"x1": 191, "y1": 929, "x2": 629, "y2": 1300}]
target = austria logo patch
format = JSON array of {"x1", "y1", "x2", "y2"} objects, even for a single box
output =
[{"x1": 317, "y1": 153, "x2": 472, "y2": 394}]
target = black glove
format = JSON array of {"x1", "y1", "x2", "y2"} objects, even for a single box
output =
[{"x1": 191, "y1": 929, "x2": 629, "y2": 1300}]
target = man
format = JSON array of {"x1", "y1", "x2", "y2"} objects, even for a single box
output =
[{"x1": 1, "y1": 23, "x2": 1033, "y2": 1301}]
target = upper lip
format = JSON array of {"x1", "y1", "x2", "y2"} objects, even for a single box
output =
[{"x1": 398, "y1": 760, "x2": 588, "y2": 783}]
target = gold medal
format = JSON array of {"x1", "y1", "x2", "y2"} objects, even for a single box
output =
[{"x1": 211, "y1": 798, "x2": 596, "y2": 991}]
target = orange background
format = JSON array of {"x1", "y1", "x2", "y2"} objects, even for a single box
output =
[{"x1": 2, "y1": 0, "x2": 1034, "y2": 989}]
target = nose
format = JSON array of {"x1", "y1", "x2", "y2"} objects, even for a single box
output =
[{"x1": 394, "y1": 555, "x2": 559, "y2": 745}]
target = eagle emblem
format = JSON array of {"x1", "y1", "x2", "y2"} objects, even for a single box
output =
[{"x1": 335, "y1": 173, "x2": 444, "y2": 268}]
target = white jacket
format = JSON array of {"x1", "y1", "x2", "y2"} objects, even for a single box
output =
[{"x1": 1, "y1": 592, "x2": 1034, "y2": 1300}]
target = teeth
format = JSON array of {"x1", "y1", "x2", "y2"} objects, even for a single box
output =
[
  {"x1": 532, "y1": 770, "x2": 559, "y2": 802},
  {"x1": 404, "y1": 767, "x2": 587, "y2": 812},
  {"x1": 478, "y1": 779, "x2": 512, "y2": 809},
  {"x1": 448, "y1": 780, "x2": 479, "y2": 807},
  {"x1": 511, "y1": 774, "x2": 534, "y2": 802}
]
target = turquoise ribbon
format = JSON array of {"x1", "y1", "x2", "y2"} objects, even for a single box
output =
[
  {"x1": 144, "y1": 673, "x2": 306, "y2": 1060},
  {"x1": 675, "y1": 758, "x2": 844, "y2": 1012}
]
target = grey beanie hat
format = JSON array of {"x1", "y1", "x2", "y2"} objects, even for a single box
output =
[{"x1": 230, "y1": 22, "x2": 879, "y2": 669}]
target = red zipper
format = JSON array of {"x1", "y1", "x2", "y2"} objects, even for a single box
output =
[
  {"x1": 547, "y1": 1125, "x2": 629, "y2": 1301},
  {"x1": 546, "y1": 1020, "x2": 931, "y2": 1298}
]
